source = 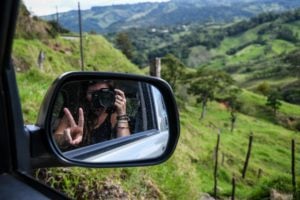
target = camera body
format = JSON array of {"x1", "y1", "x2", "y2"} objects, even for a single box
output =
[{"x1": 91, "y1": 88, "x2": 115, "y2": 110}]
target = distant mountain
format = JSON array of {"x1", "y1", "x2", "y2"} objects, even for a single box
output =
[{"x1": 41, "y1": 0, "x2": 300, "y2": 33}]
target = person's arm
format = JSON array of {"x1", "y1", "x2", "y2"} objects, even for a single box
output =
[
  {"x1": 114, "y1": 89, "x2": 130, "y2": 137},
  {"x1": 116, "y1": 115, "x2": 130, "y2": 137}
]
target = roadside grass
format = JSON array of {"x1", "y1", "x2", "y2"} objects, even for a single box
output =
[{"x1": 16, "y1": 68, "x2": 53, "y2": 123}]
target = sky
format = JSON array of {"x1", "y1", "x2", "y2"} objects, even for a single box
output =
[{"x1": 23, "y1": 0, "x2": 169, "y2": 16}]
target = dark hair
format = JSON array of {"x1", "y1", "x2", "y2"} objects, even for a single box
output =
[
  {"x1": 83, "y1": 80, "x2": 114, "y2": 91},
  {"x1": 80, "y1": 80, "x2": 115, "y2": 145}
]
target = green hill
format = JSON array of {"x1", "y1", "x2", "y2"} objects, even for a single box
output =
[
  {"x1": 206, "y1": 20, "x2": 300, "y2": 105},
  {"x1": 13, "y1": 36, "x2": 141, "y2": 123},
  {"x1": 162, "y1": 9, "x2": 300, "y2": 105}
]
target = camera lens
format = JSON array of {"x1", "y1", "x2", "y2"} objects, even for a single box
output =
[{"x1": 92, "y1": 88, "x2": 115, "y2": 109}]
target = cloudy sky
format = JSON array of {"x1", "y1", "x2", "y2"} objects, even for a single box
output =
[{"x1": 23, "y1": 0, "x2": 169, "y2": 16}]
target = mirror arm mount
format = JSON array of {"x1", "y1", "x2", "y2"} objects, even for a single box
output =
[{"x1": 25, "y1": 125, "x2": 66, "y2": 169}]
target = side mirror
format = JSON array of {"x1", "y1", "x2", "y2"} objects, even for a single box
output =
[{"x1": 35, "y1": 72, "x2": 180, "y2": 167}]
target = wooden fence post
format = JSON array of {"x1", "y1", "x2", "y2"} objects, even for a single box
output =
[
  {"x1": 221, "y1": 152, "x2": 225, "y2": 166},
  {"x1": 242, "y1": 132, "x2": 253, "y2": 179},
  {"x1": 231, "y1": 175, "x2": 236, "y2": 200},
  {"x1": 213, "y1": 130, "x2": 221, "y2": 198},
  {"x1": 291, "y1": 139, "x2": 296, "y2": 200},
  {"x1": 37, "y1": 50, "x2": 45, "y2": 70},
  {"x1": 257, "y1": 168, "x2": 262, "y2": 179},
  {"x1": 149, "y1": 57, "x2": 161, "y2": 78},
  {"x1": 78, "y1": 2, "x2": 84, "y2": 71}
]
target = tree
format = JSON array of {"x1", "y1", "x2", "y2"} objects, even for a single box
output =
[
  {"x1": 187, "y1": 69, "x2": 235, "y2": 120},
  {"x1": 223, "y1": 87, "x2": 241, "y2": 132},
  {"x1": 115, "y1": 32, "x2": 133, "y2": 60},
  {"x1": 228, "y1": 94, "x2": 241, "y2": 132},
  {"x1": 161, "y1": 54, "x2": 186, "y2": 92},
  {"x1": 256, "y1": 82, "x2": 271, "y2": 96},
  {"x1": 48, "y1": 20, "x2": 70, "y2": 34},
  {"x1": 266, "y1": 90, "x2": 282, "y2": 116}
]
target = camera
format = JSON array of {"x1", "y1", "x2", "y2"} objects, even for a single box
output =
[{"x1": 91, "y1": 88, "x2": 115, "y2": 110}]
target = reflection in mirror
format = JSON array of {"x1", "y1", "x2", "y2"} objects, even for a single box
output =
[{"x1": 51, "y1": 79, "x2": 169, "y2": 163}]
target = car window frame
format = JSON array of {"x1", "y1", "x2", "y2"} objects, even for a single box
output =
[
  {"x1": 63, "y1": 129, "x2": 160, "y2": 160},
  {"x1": 0, "y1": 0, "x2": 71, "y2": 198}
]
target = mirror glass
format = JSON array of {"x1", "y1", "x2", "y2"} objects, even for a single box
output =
[{"x1": 50, "y1": 79, "x2": 169, "y2": 163}]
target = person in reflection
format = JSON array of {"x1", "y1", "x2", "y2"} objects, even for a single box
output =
[{"x1": 54, "y1": 80, "x2": 130, "y2": 148}]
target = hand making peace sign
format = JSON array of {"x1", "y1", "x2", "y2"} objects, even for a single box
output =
[{"x1": 62, "y1": 107, "x2": 84, "y2": 145}]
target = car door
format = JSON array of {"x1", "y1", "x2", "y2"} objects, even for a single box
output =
[{"x1": 0, "y1": 0, "x2": 70, "y2": 198}]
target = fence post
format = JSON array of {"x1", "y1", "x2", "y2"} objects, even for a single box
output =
[
  {"x1": 221, "y1": 152, "x2": 225, "y2": 166},
  {"x1": 78, "y1": 2, "x2": 84, "y2": 71},
  {"x1": 149, "y1": 57, "x2": 161, "y2": 77},
  {"x1": 213, "y1": 130, "x2": 221, "y2": 198},
  {"x1": 257, "y1": 168, "x2": 262, "y2": 179},
  {"x1": 37, "y1": 50, "x2": 45, "y2": 70},
  {"x1": 231, "y1": 175, "x2": 236, "y2": 200},
  {"x1": 242, "y1": 132, "x2": 253, "y2": 179},
  {"x1": 291, "y1": 139, "x2": 296, "y2": 200}
]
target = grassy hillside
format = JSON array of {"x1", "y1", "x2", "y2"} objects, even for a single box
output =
[
  {"x1": 179, "y1": 101, "x2": 300, "y2": 199},
  {"x1": 33, "y1": 91, "x2": 300, "y2": 199},
  {"x1": 14, "y1": 35, "x2": 141, "y2": 123},
  {"x1": 181, "y1": 15, "x2": 300, "y2": 106}
]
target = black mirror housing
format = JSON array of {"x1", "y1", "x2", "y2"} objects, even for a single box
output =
[{"x1": 33, "y1": 72, "x2": 180, "y2": 168}]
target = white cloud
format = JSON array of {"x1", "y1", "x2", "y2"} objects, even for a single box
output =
[{"x1": 23, "y1": 0, "x2": 169, "y2": 16}]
